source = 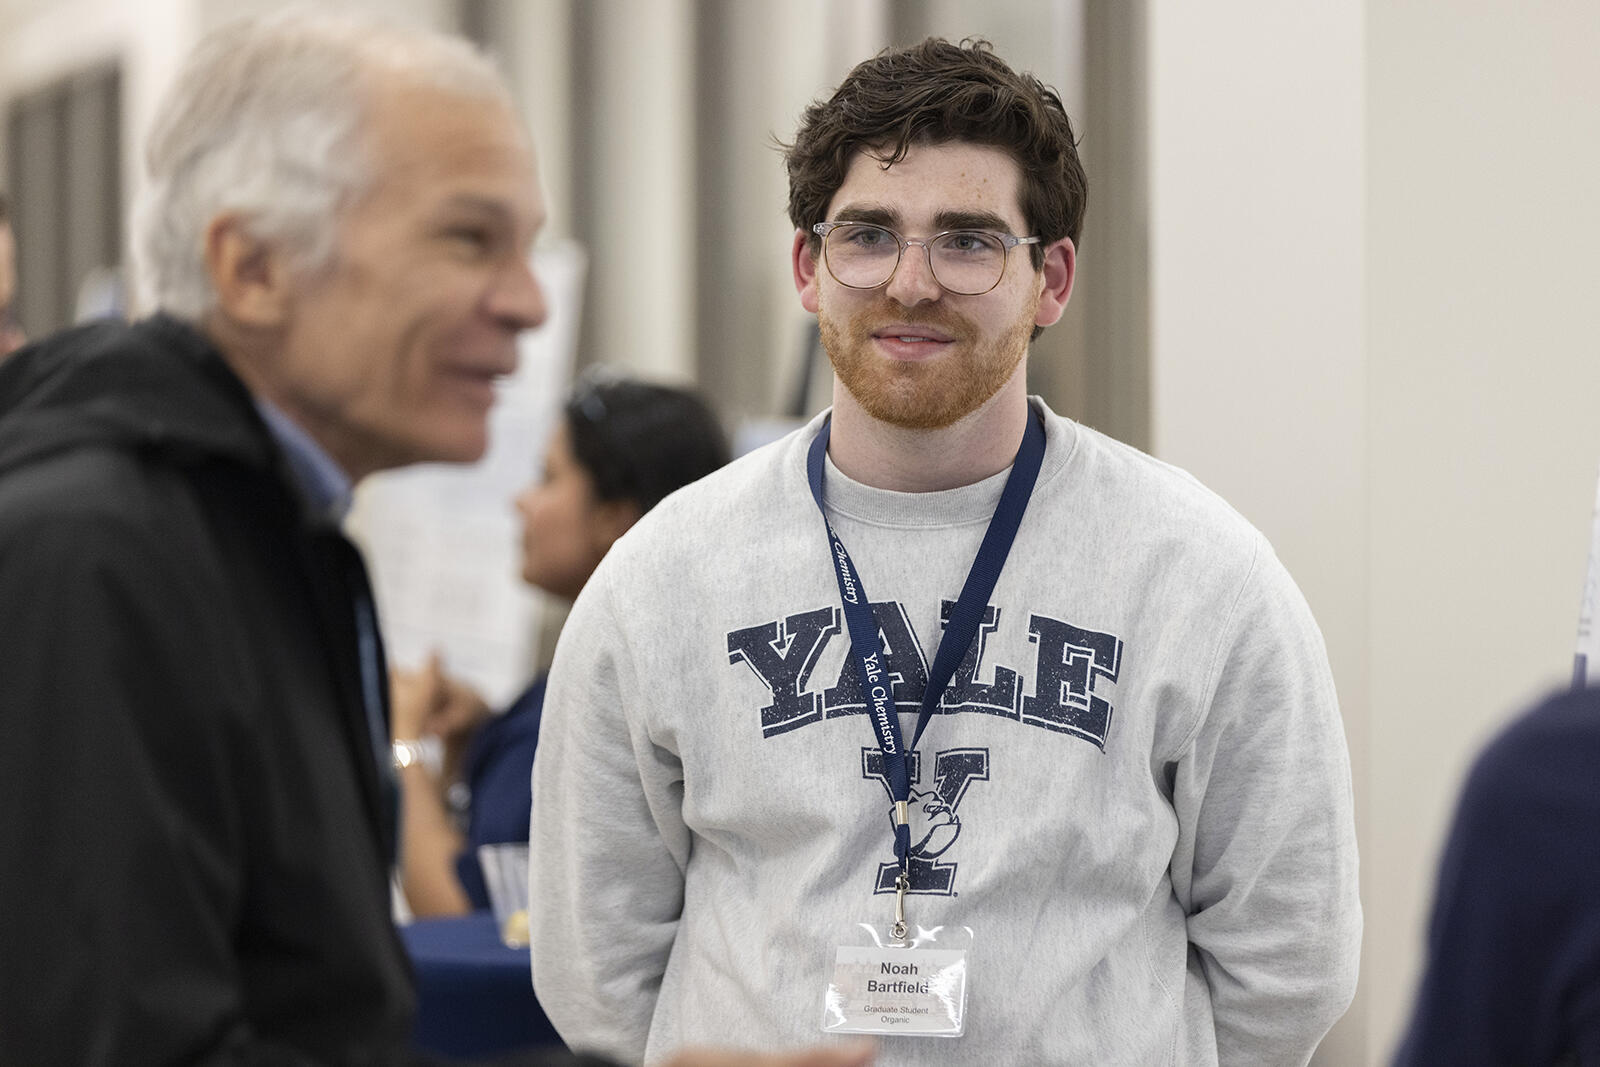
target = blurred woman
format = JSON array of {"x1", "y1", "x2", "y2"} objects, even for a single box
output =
[
  {"x1": 393, "y1": 376, "x2": 730, "y2": 916},
  {"x1": 0, "y1": 193, "x2": 25, "y2": 358}
]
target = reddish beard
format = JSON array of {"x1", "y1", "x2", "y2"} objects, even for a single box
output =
[{"x1": 819, "y1": 297, "x2": 1034, "y2": 430}]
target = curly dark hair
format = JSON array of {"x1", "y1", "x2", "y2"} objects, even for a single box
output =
[{"x1": 784, "y1": 38, "x2": 1086, "y2": 273}]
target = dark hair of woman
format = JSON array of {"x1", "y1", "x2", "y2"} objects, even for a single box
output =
[{"x1": 563, "y1": 378, "x2": 731, "y2": 514}]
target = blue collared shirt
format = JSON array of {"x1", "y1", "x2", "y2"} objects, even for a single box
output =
[
  {"x1": 253, "y1": 398, "x2": 353, "y2": 522},
  {"x1": 253, "y1": 398, "x2": 392, "y2": 787}
]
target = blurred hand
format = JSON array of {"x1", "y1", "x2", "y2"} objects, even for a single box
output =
[
  {"x1": 659, "y1": 1041, "x2": 876, "y2": 1067},
  {"x1": 0, "y1": 322, "x2": 23, "y2": 360},
  {"x1": 389, "y1": 650, "x2": 488, "y2": 745}
]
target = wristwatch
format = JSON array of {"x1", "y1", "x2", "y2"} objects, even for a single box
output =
[{"x1": 391, "y1": 736, "x2": 443, "y2": 777}]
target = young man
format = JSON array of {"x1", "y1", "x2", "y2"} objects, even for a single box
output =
[
  {"x1": 531, "y1": 39, "x2": 1360, "y2": 1065},
  {"x1": 0, "y1": 14, "x2": 870, "y2": 1067}
]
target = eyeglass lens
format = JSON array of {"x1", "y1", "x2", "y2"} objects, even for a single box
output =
[{"x1": 824, "y1": 224, "x2": 1008, "y2": 295}]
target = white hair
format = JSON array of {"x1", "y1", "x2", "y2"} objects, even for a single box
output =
[{"x1": 133, "y1": 9, "x2": 511, "y2": 320}]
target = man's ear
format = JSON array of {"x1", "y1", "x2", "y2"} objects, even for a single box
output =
[
  {"x1": 204, "y1": 214, "x2": 294, "y2": 328},
  {"x1": 792, "y1": 229, "x2": 821, "y2": 314},
  {"x1": 1033, "y1": 237, "x2": 1076, "y2": 329}
]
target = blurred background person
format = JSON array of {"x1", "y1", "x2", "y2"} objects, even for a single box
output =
[
  {"x1": 0, "y1": 193, "x2": 22, "y2": 358},
  {"x1": 393, "y1": 374, "x2": 730, "y2": 917},
  {"x1": 1392, "y1": 684, "x2": 1600, "y2": 1066}
]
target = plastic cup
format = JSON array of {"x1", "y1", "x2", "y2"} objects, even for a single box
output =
[{"x1": 476, "y1": 843, "x2": 531, "y2": 948}]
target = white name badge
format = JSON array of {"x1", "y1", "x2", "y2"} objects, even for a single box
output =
[{"x1": 821, "y1": 943, "x2": 969, "y2": 1037}]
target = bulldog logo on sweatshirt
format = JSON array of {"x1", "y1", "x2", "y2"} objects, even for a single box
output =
[{"x1": 861, "y1": 746, "x2": 988, "y2": 896}]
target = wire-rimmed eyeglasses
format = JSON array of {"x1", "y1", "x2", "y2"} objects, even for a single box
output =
[{"x1": 812, "y1": 221, "x2": 1040, "y2": 296}]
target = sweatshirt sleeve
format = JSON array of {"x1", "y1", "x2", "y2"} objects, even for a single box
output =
[
  {"x1": 1166, "y1": 538, "x2": 1362, "y2": 1066},
  {"x1": 530, "y1": 564, "x2": 692, "y2": 1065}
]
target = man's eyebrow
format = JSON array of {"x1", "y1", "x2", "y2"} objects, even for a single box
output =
[
  {"x1": 831, "y1": 205, "x2": 899, "y2": 227},
  {"x1": 434, "y1": 195, "x2": 527, "y2": 224},
  {"x1": 829, "y1": 205, "x2": 1021, "y2": 235},
  {"x1": 432, "y1": 194, "x2": 545, "y2": 246},
  {"x1": 934, "y1": 209, "x2": 1015, "y2": 233}
]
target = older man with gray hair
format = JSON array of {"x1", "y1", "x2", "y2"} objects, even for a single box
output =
[
  {"x1": 0, "y1": 11, "x2": 871, "y2": 1067},
  {"x1": 0, "y1": 11, "x2": 541, "y2": 1064}
]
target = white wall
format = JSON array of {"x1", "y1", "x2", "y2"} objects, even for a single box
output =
[
  {"x1": 1149, "y1": 2, "x2": 1600, "y2": 1064},
  {"x1": 1146, "y1": 3, "x2": 1367, "y2": 1061},
  {"x1": 1366, "y1": 1, "x2": 1600, "y2": 1060}
]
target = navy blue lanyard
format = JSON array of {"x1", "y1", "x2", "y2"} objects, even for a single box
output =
[{"x1": 806, "y1": 411, "x2": 1046, "y2": 868}]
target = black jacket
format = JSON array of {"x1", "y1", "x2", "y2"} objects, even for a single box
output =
[{"x1": 0, "y1": 316, "x2": 414, "y2": 1064}]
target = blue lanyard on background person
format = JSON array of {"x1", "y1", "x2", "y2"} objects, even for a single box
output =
[{"x1": 806, "y1": 409, "x2": 1046, "y2": 934}]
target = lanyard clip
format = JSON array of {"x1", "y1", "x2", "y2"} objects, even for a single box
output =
[{"x1": 891, "y1": 866, "x2": 910, "y2": 942}]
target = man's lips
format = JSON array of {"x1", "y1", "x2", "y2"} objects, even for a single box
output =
[
  {"x1": 870, "y1": 324, "x2": 958, "y2": 360},
  {"x1": 872, "y1": 324, "x2": 955, "y2": 344},
  {"x1": 442, "y1": 365, "x2": 511, "y2": 406}
]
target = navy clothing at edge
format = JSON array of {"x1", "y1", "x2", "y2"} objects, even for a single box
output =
[
  {"x1": 0, "y1": 317, "x2": 611, "y2": 1067},
  {"x1": 1395, "y1": 686, "x2": 1600, "y2": 1066},
  {"x1": 456, "y1": 676, "x2": 547, "y2": 909}
]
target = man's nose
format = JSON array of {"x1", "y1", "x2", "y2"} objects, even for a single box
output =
[
  {"x1": 491, "y1": 255, "x2": 548, "y2": 331},
  {"x1": 883, "y1": 240, "x2": 943, "y2": 307}
]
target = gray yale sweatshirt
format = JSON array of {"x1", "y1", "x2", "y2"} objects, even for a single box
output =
[{"x1": 530, "y1": 399, "x2": 1361, "y2": 1067}]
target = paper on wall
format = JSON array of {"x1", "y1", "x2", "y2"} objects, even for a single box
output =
[{"x1": 1572, "y1": 462, "x2": 1600, "y2": 688}]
